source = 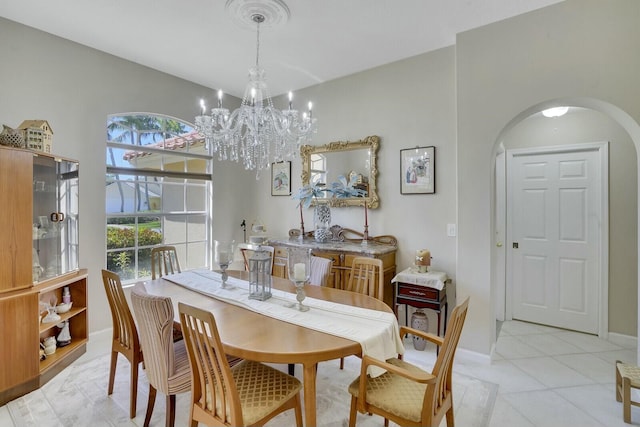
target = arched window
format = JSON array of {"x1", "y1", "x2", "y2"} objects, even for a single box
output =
[{"x1": 106, "y1": 113, "x2": 212, "y2": 281}]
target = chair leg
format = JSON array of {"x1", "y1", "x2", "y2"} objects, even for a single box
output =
[
  {"x1": 143, "y1": 384, "x2": 157, "y2": 427},
  {"x1": 616, "y1": 361, "x2": 623, "y2": 402},
  {"x1": 166, "y1": 394, "x2": 176, "y2": 427},
  {"x1": 348, "y1": 396, "x2": 358, "y2": 427},
  {"x1": 129, "y1": 360, "x2": 139, "y2": 418},
  {"x1": 293, "y1": 393, "x2": 303, "y2": 427},
  {"x1": 288, "y1": 363, "x2": 295, "y2": 376},
  {"x1": 108, "y1": 351, "x2": 118, "y2": 395},
  {"x1": 340, "y1": 357, "x2": 344, "y2": 370},
  {"x1": 623, "y1": 377, "x2": 631, "y2": 423}
]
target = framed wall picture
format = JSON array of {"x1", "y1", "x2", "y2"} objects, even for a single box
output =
[
  {"x1": 400, "y1": 146, "x2": 435, "y2": 194},
  {"x1": 271, "y1": 161, "x2": 291, "y2": 196}
]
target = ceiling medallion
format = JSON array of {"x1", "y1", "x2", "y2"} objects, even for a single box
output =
[{"x1": 225, "y1": 0, "x2": 290, "y2": 30}]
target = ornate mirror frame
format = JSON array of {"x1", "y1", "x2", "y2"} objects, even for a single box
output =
[{"x1": 300, "y1": 135, "x2": 379, "y2": 208}]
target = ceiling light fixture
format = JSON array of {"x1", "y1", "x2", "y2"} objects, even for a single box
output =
[
  {"x1": 195, "y1": 2, "x2": 316, "y2": 179},
  {"x1": 542, "y1": 106, "x2": 569, "y2": 118}
]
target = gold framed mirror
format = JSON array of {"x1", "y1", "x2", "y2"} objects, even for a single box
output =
[{"x1": 300, "y1": 135, "x2": 379, "y2": 208}]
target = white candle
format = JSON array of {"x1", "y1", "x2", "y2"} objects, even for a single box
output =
[
  {"x1": 217, "y1": 90, "x2": 223, "y2": 108},
  {"x1": 199, "y1": 98, "x2": 206, "y2": 115},
  {"x1": 288, "y1": 91, "x2": 293, "y2": 109},
  {"x1": 293, "y1": 263, "x2": 306, "y2": 281}
]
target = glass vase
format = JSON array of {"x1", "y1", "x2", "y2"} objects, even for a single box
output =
[{"x1": 313, "y1": 204, "x2": 331, "y2": 242}]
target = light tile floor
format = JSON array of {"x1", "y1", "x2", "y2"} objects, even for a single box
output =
[
  {"x1": 0, "y1": 320, "x2": 637, "y2": 427},
  {"x1": 470, "y1": 320, "x2": 638, "y2": 427}
]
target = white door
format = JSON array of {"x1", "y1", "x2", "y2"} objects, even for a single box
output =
[{"x1": 507, "y1": 143, "x2": 607, "y2": 334}]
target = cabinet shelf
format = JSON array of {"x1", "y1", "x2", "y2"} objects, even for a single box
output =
[
  {"x1": 39, "y1": 339, "x2": 88, "y2": 386},
  {"x1": 38, "y1": 306, "x2": 87, "y2": 333}
]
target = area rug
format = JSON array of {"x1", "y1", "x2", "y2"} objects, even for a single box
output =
[{"x1": 7, "y1": 342, "x2": 497, "y2": 427}]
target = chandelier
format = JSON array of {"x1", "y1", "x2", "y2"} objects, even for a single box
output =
[{"x1": 195, "y1": 12, "x2": 317, "y2": 179}]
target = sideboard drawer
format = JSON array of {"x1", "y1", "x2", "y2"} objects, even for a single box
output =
[{"x1": 397, "y1": 283, "x2": 443, "y2": 301}]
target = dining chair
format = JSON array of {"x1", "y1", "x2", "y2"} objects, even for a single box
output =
[
  {"x1": 338, "y1": 257, "x2": 385, "y2": 369},
  {"x1": 178, "y1": 302, "x2": 303, "y2": 427},
  {"x1": 347, "y1": 297, "x2": 470, "y2": 427},
  {"x1": 102, "y1": 269, "x2": 144, "y2": 419},
  {"x1": 238, "y1": 243, "x2": 275, "y2": 273},
  {"x1": 151, "y1": 245, "x2": 181, "y2": 280},
  {"x1": 345, "y1": 257, "x2": 384, "y2": 300},
  {"x1": 131, "y1": 284, "x2": 191, "y2": 427}
]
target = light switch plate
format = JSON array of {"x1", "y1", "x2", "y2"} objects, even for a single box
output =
[{"x1": 447, "y1": 223, "x2": 456, "y2": 237}]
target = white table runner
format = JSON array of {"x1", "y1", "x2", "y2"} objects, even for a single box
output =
[{"x1": 163, "y1": 269, "x2": 404, "y2": 377}]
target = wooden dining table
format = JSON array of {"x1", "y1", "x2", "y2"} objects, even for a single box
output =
[{"x1": 139, "y1": 270, "x2": 395, "y2": 427}]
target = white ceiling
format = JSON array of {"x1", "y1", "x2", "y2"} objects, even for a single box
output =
[{"x1": 0, "y1": 0, "x2": 563, "y2": 98}]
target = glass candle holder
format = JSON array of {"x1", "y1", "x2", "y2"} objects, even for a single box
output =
[
  {"x1": 214, "y1": 240, "x2": 235, "y2": 289},
  {"x1": 287, "y1": 247, "x2": 311, "y2": 311}
]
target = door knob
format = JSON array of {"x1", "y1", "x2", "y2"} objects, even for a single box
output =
[{"x1": 496, "y1": 242, "x2": 503, "y2": 247}]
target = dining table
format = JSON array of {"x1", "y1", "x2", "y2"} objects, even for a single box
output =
[{"x1": 138, "y1": 269, "x2": 400, "y2": 427}]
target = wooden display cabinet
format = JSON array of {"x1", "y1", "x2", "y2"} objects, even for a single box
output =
[{"x1": 0, "y1": 146, "x2": 85, "y2": 405}]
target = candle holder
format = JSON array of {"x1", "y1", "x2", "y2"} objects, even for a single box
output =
[
  {"x1": 287, "y1": 247, "x2": 311, "y2": 312},
  {"x1": 214, "y1": 240, "x2": 235, "y2": 289},
  {"x1": 248, "y1": 244, "x2": 272, "y2": 301},
  {"x1": 361, "y1": 203, "x2": 369, "y2": 246}
]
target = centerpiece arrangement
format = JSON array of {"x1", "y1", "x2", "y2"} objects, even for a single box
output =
[{"x1": 293, "y1": 175, "x2": 366, "y2": 242}]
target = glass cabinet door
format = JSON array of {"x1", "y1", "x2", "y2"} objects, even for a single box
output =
[{"x1": 32, "y1": 154, "x2": 79, "y2": 282}]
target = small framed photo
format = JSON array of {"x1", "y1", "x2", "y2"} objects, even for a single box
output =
[
  {"x1": 271, "y1": 161, "x2": 291, "y2": 196},
  {"x1": 400, "y1": 146, "x2": 435, "y2": 194}
]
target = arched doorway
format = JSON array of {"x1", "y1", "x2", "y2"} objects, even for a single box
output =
[{"x1": 491, "y1": 99, "x2": 639, "y2": 353}]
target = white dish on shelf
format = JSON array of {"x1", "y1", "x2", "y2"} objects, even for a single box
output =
[{"x1": 55, "y1": 302, "x2": 73, "y2": 314}]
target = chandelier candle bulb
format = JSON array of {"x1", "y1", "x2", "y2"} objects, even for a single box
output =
[
  {"x1": 200, "y1": 99, "x2": 206, "y2": 115},
  {"x1": 217, "y1": 90, "x2": 223, "y2": 108},
  {"x1": 288, "y1": 91, "x2": 293, "y2": 109},
  {"x1": 293, "y1": 263, "x2": 306, "y2": 281}
]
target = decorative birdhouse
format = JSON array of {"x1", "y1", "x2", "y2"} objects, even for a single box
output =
[{"x1": 18, "y1": 120, "x2": 53, "y2": 153}]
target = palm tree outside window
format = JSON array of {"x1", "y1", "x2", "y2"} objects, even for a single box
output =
[{"x1": 106, "y1": 113, "x2": 212, "y2": 282}]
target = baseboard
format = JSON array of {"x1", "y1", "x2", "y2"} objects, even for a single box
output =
[
  {"x1": 608, "y1": 332, "x2": 637, "y2": 349},
  {"x1": 455, "y1": 347, "x2": 492, "y2": 365}
]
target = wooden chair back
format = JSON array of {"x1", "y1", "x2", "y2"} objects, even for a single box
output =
[
  {"x1": 131, "y1": 284, "x2": 191, "y2": 426},
  {"x1": 101, "y1": 269, "x2": 143, "y2": 419},
  {"x1": 346, "y1": 257, "x2": 384, "y2": 300},
  {"x1": 422, "y1": 297, "x2": 470, "y2": 425},
  {"x1": 179, "y1": 302, "x2": 303, "y2": 426},
  {"x1": 150, "y1": 245, "x2": 181, "y2": 279},
  {"x1": 238, "y1": 243, "x2": 275, "y2": 274}
]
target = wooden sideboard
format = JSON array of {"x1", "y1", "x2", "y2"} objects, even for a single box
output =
[{"x1": 270, "y1": 237, "x2": 397, "y2": 308}]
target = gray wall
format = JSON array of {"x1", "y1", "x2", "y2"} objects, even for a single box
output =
[
  {"x1": 456, "y1": 0, "x2": 640, "y2": 352},
  {"x1": 0, "y1": 16, "x2": 249, "y2": 332},
  {"x1": 1, "y1": 0, "x2": 638, "y2": 356}
]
